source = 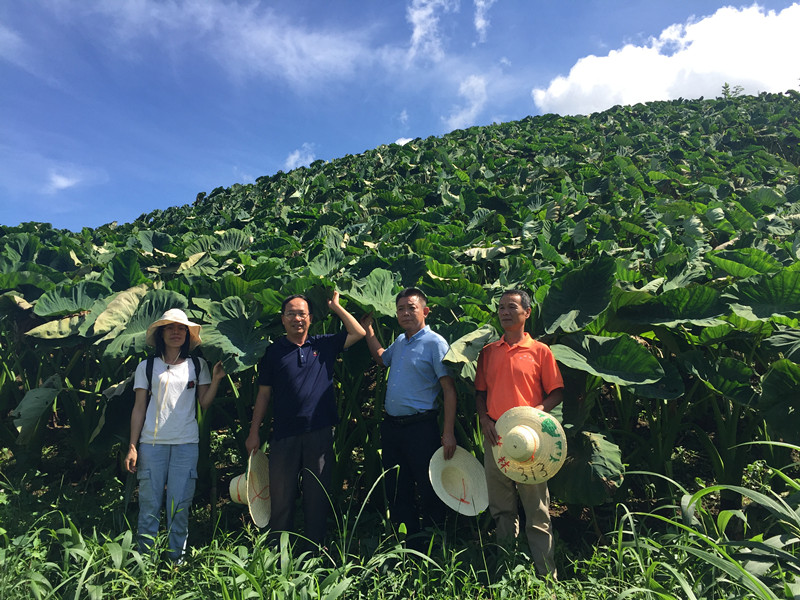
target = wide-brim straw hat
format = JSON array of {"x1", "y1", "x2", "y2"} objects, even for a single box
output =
[
  {"x1": 145, "y1": 308, "x2": 202, "y2": 349},
  {"x1": 428, "y1": 445, "x2": 488, "y2": 516},
  {"x1": 229, "y1": 449, "x2": 271, "y2": 527},
  {"x1": 491, "y1": 406, "x2": 567, "y2": 484}
]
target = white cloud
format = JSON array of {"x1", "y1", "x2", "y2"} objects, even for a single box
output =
[
  {"x1": 44, "y1": 170, "x2": 81, "y2": 194},
  {"x1": 532, "y1": 4, "x2": 800, "y2": 115},
  {"x1": 39, "y1": 0, "x2": 370, "y2": 90},
  {"x1": 395, "y1": 137, "x2": 413, "y2": 145},
  {"x1": 284, "y1": 143, "x2": 316, "y2": 171},
  {"x1": 406, "y1": 0, "x2": 458, "y2": 63},
  {"x1": 399, "y1": 109, "x2": 410, "y2": 125},
  {"x1": 444, "y1": 74, "x2": 488, "y2": 130},
  {"x1": 473, "y1": 0, "x2": 498, "y2": 43}
]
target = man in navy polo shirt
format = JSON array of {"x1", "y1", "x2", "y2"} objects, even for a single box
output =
[
  {"x1": 361, "y1": 287, "x2": 457, "y2": 537},
  {"x1": 246, "y1": 290, "x2": 365, "y2": 547}
]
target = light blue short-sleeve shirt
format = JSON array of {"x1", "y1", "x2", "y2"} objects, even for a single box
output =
[{"x1": 382, "y1": 325, "x2": 451, "y2": 417}]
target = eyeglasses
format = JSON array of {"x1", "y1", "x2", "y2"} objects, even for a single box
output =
[{"x1": 283, "y1": 311, "x2": 309, "y2": 319}]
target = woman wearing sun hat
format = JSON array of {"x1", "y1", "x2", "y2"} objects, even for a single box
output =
[{"x1": 124, "y1": 308, "x2": 225, "y2": 561}]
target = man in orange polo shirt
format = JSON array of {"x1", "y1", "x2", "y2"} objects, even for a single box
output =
[{"x1": 475, "y1": 289, "x2": 564, "y2": 577}]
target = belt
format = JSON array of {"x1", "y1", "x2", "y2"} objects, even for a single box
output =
[{"x1": 384, "y1": 409, "x2": 438, "y2": 426}]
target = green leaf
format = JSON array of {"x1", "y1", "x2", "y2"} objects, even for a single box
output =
[
  {"x1": 759, "y1": 359, "x2": 800, "y2": 444},
  {"x1": 25, "y1": 315, "x2": 84, "y2": 340},
  {"x1": 89, "y1": 284, "x2": 150, "y2": 338},
  {"x1": 11, "y1": 375, "x2": 61, "y2": 446},
  {"x1": 443, "y1": 324, "x2": 499, "y2": 381},
  {"x1": 727, "y1": 270, "x2": 800, "y2": 321},
  {"x1": 542, "y1": 255, "x2": 616, "y2": 333},
  {"x1": 345, "y1": 268, "x2": 398, "y2": 317},
  {"x1": 99, "y1": 250, "x2": 149, "y2": 291},
  {"x1": 551, "y1": 334, "x2": 664, "y2": 386},
  {"x1": 708, "y1": 247, "x2": 782, "y2": 277},
  {"x1": 33, "y1": 280, "x2": 111, "y2": 318},
  {"x1": 548, "y1": 430, "x2": 624, "y2": 506},
  {"x1": 617, "y1": 284, "x2": 727, "y2": 327},
  {"x1": 198, "y1": 297, "x2": 269, "y2": 373}
]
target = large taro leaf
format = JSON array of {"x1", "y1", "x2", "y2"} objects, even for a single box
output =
[
  {"x1": 137, "y1": 230, "x2": 174, "y2": 254},
  {"x1": 727, "y1": 270, "x2": 800, "y2": 321},
  {"x1": 548, "y1": 430, "x2": 624, "y2": 506},
  {"x1": 627, "y1": 357, "x2": 685, "y2": 400},
  {"x1": 443, "y1": 324, "x2": 498, "y2": 381},
  {"x1": 707, "y1": 247, "x2": 783, "y2": 278},
  {"x1": 758, "y1": 359, "x2": 800, "y2": 444},
  {"x1": 99, "y1": 250, "x2": 149, "y2": 291},
  {"x1": 616, "y1": 284, "x2": 727, "y2": 328},
  {"x1": 12, "y1": 375, "x2": 61, "y2": 446},
  {"x1": 345, "y1": 268, "x2": 398, "y2": 317},
  {"x1": 103, "y1": 289, "x2": 188, "y2": 359},
  {"x1": 199, "y1": 296, "x2": 269, "y2": 373},
  {"x1": 176, "y1": 252, "x2": 220, "y2": 278},
  {"x1": 26, "y1": 315, "x2": 84, "y2": 340},
  {"x1": 551, "y1": 333, "x2": 664, "y2": 386},
  {"x1": 541, "y1": 255, "x2": 616, "y2": 334},
  {"x1": 308, "y1": 247, "x2": 345, "y2": 277},
  {"x1": 681, "y1": 351, "x2": 756, "y2": 406},
  {"x1": 33, "y1": 280, "x2": 112, "y2": 318},
  {"x1": 762, "y1": 328, "x2": 800, "y2": 362},
  {"x1": 87, "y1": 284, "x2": 149, "y2": 338}
]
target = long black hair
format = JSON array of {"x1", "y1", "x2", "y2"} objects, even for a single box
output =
[{"x1": 154, "y1": 324, "x2": 191, "y2": 359}]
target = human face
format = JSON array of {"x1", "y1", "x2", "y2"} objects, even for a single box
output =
[
  {"x1": 396, "y1": 295, "x2": 429, "y2": 336},
  {"x1": 497, "y1": 293, "x2": 531, "y2": 333},
  {"x1": 163, "y1": 322, "x2": 188, "y2": 351},
  {"x1": 282, "y1": 297, "x2": 311, "y2": 338}
]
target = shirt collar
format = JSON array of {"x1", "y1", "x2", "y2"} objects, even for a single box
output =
[
  {"x1": 499, "y1": 331, "x2": 533, "y2": 348},
  {"x1": 403, "y1": 325, "x2": 430, "y2": 342}
]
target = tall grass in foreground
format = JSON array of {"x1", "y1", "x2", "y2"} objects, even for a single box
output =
[{"x1": 3, "y1": 451, "x2": 800, "y2": 599}]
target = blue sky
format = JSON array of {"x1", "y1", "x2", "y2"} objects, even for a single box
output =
[{"x1": 2, "y1": 1, "x2": 798, "y2": 231}]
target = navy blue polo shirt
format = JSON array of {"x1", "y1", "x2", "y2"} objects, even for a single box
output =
[{"x1": 257, "y1": 331, "x2": 347, "y2": 440}]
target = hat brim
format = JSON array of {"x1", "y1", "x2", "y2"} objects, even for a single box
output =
[
  {"x1": 491, "y1": 406, "x2": 567, "y2": 484},
  {"x1": 429, "y1": 446, "x2": 488, "y2": 516},
  {"x1": 145, "y1": 312, "x2": 202, "y2": 349},
  {"x1": 247, "y1": 449, "x2": 271, "y2": 527}
]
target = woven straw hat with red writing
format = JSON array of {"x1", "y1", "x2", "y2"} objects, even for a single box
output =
[
  {"x1": 428, "y1": 445, "x2": 488, "y2": 516},
  {"x1": 491, "y1": 406, "x2": 567, "y2": 484}
]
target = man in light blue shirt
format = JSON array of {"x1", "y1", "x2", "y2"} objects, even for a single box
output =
[{"x1": 362, "y1": 288, "x2": 457, "y2": 536}]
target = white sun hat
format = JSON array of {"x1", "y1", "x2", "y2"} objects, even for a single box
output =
[
  {"x1": 428, "y1": 445, "x2": 488, "y2": 516},
  {"x1": 229, "y1": 449, "x2": 271, "y2": 527},
  {"x1": 145, "y1": 308, "x2": 202, "y2": 349},
  {"x1": 491, "y1": 406, "x2": 567, "y2": 484}
]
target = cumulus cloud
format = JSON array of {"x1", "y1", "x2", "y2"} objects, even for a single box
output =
[
  {"x1": 473, "y1": 0, "x2": 498, "y2": 43},
  {"x1": 406, "y1": 0, "x2": 458, "y2": 63},
  {"x1": 395, "y1": 137, "x2": 413, "y2": 145},
  {"x1": 444, "y1": 74, "x2": 488, "y2": 130},
  {"x1": 532, "y1": 4, "x2": 800, "y2": 115},
  {"x1": 284, "y1": 143, "x2": 316, "y2": 171}
]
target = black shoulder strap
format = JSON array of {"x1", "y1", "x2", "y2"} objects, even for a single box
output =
[
  {"x1": 191, "y1": 356, "x2": 202, "y2": 400},
  {"x1": 145, "y1": 355, "x2": 155, "y2": 408}
]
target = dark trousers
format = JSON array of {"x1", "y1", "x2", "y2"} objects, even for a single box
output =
[
  {"x1": 381, "y1": 415, "x2": 445, "y2": 535},
  {"x1": 269, "y1": 427, "x2": 334, "y2": 547}
]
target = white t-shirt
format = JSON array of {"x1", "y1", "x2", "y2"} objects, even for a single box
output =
[{"x1": 133, "y1": 357, "x2": 211, "y2": 444}]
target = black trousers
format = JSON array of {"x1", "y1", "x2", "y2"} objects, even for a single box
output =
[
  {"x1": 268, "y1": 427, "x2": 334, "y2": 547},
  {"x1": 381, "y1": 415, "x2": 445, "y2": 535}
]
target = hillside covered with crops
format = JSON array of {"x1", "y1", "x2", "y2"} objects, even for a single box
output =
[{"x1": 2, "y1": 90, "x2": 800, "y2": 598}]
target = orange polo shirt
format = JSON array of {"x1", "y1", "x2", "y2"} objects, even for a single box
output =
[{"x1": 475, "y1": 332, "x2": 564, "y2": 421}]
